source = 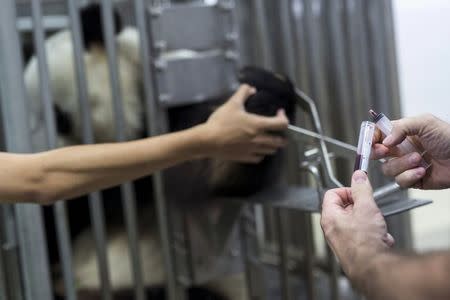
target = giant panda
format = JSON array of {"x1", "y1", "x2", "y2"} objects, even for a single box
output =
[
  {"x1": 67, "y1": 67, "x2": 296, "y2": 300},
  {"x1": 24, "y1": 2, "x2": 146, "y2": 274},
  {"x1": 24, "y1": 3, "x2": 297, "y2": 300}
]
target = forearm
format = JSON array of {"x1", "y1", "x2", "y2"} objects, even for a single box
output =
[
  {"x1": 351, "y1": 250, "x2": 450, "y2": 300},
  {"x1": 28, "y1": 124, "x2": 211, "y2": 204}
]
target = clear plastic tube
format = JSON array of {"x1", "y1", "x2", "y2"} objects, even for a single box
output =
[
  {"x1": 354, "y1": 121, "x2": 376, "y2": 173},
  {"x1": 369, "y1": 110, "x2": 430, "y2": 169}
]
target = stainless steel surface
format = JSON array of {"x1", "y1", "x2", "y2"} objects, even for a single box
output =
[
  {"x1": 233, "y1": 183, "x2": 431, "y2": 218},
  {"x1": 154, "y1": 2, "x2": 238, "y2": 107},
  {"x1": 0, "y1": 1, "x2": 53, "y2": 299},
  {"x1": 156, "y1": 51, "x2": 237, "y2": 107},
  {"x1": 67, "y1": 1, "x2": 112, "y2": 299},
  {"x1": 151, "y1": 4, "x2": 227, "y2": 51}
]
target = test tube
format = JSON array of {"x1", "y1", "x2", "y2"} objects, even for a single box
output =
[
  {"x1": 369, "y1": 110, "x2": 430, "y2": 169},
  {"x1": 354, "y1": 121, "x2": 376, "y2": 173}
]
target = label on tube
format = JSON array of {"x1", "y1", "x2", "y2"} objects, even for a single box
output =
[{"x1": 354, "y1": 121, "x2": 375, "y2": 173}]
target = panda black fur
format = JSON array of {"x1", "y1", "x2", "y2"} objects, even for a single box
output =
[{"x1": 24, "y1": 4, "x2": 297, "y2": 300}]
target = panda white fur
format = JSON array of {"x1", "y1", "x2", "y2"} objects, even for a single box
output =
[
  {"x1": 70, "y1": 210, "x2": 248, "y2": 300},
  {"x1": 24, "y1": 4, "x2": 248, "y2": 300},
  {"x1": 24, "y1": 26, "x2": 143, "y2": 146}
]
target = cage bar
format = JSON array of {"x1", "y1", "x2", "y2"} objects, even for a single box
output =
[{"x1": 66, "y1": 0, "x2": 112, "y2": 299}]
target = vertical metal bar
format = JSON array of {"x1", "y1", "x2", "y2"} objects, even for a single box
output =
[
  {"x1": 303, "y1": 0, "x2": 331, "y2": 133},
  {"x1": 0, "y1": 205, "x2": 23, "y2": 300},
  {"x1": 344, "y1": 0, "x2": 372, "y2": 123},
  {"x1": 99, "y1": 1, "x2": 146, "y2": 299},
  {"x1": 0, "y1": 246, "x2": 7, "y2": 300},
  {"x1": 66, "y1": 1, "x2": 112, "y2": 299},
  {"x1": 278, "y1": 0, "x2": 297, "y2": 80},
  {"x1": 0, "y1": 1, "x2": 53, "y2": 299},
  {"x1": 291, "y1": 0, "x2": 311, "y2": 93},
  {"x1": 366, "y1": 1, "x2": 390, "y2": 113},
  {"x1": 275, "y1": 208, "x2": 290, "y2": 300},
  {"x1": 326, "y1": 245, "x2": 340, "y2": 300},
  {"x1": 382, "y1": 0, "x2": 401, "y2": 117},
  {"x1": 239, "y1": 207, "x2": 257, "y2": 300},
  {"x1": 253, "y1": 0, "x2": 275, "y2": 69},
  {"x1": 324, "y1": 0, "x2": 354, "y2": 143},
  {"x1": 133, "y1": 1, "x2": 182, "y2": 299},
  {"x1": 303, "y1": 213, "x2": 317, "y2": 300},
  {"x1": 29, "y1": 1, "x2": 78, "y2": 299}
]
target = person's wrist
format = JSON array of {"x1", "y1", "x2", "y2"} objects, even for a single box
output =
[
  {"x1": 189, "y1": 123, "x2": 219, "y2": 159},
  {"x1": 348, "y1": 248, "x2": 392, "y2": 292},
  {"x1": 339, "y1": 244, "x2": 379, "y2": 281}
]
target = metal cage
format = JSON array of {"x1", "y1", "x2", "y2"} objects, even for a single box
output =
[{"x1": 0, "y1": 1, "x2": 429, "y2": 300}]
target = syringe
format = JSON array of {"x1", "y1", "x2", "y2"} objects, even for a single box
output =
[{"x1": 369, "y1": 110, "x2": 430, "y2": 169}]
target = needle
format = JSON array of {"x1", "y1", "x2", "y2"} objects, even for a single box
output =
[{"x1": 287, "y1": 124, "x2": 357, "y2": 152}]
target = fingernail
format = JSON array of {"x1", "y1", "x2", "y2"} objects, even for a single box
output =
[
  {"x1": 250, "y1": 87, "x2": 257, "y2": 94},
  {"x1": 277, "y1": 108, "x2": 286, "y2": 115},
  {"x1": 353, "y1": 170, "x2": 367, "y2": 183},
  {"x1": 416, "y1": 168, "x2": 426, "y2": 178},
  {"x1": 409, "y1": 153, "x2": 421, "y2": 165},
  {"x1": 383, "y1": 135, "x2": 394, "y2": 146}
]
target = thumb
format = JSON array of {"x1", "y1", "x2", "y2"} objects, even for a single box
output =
[
  {"x1": 231, "y1": 84, "x2": 257, "y2": 105},
  {"x1": 383, "y1": 115, "x2": 428, "y2": 147},
  {"x1": 351, "y1": 171, "x2": 376, "y2": 209}
]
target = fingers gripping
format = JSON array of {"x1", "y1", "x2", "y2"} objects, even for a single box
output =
[{"x1": 351, "y1": 171, "x2": 376, "y2": 210}]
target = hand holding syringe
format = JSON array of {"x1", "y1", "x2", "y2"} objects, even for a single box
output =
[{"x1": 369, "y1": 110, "x2": 431, "y2": 170}]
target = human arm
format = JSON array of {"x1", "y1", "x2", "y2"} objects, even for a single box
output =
[
  {"x1": 321, "y1": 170, "x2": 450, "y2": 300},
  {"x1": 372, "y1": 114, "x2": 450, "y2": 189},
  {"x1": 0, "y1": 85, "x2": 289, "y2": 204},
  {"x1": 356, "y1": 250, "x2": 450, "y2": 300}
]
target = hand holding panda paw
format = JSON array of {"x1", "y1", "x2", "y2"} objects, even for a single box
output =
[{"x1": 202, "y1": 84, "x2": 289, "y2": 164}]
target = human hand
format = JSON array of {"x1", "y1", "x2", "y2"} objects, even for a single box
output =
[
  {"x1": 321, "y1": 171, "x2": 395, "y2": 279},
  {"x1": 202, "y1": 84, "x2": 289, "y2": 163},
  {"x1": 372, "y1": 114, "x2": 450, "y2": 189}
]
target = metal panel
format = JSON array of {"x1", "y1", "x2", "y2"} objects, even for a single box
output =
[
  {"x1": 156, "y1": 52, "x2": 237, "y2": 106},
  {"x1": 151, "y1": 4, "x2": 227, "y2": 51},
  {"x1": 0, "y1": 1, "x2": 53, "y2": 299},
  {"x1": 99, "y1": 1, "x2": 145, "y2": 299}
]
